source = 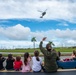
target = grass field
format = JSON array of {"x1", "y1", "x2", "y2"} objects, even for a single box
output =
[
  {"x1": 0, "y1": 47, "x2": 76, "y2": 52},
  {"x1": 0, "y1": 47, "x2": 76, "y2": 56}
]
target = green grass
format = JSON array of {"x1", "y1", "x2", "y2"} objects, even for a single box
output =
[
  {"x1": 55, "y1": 47, "x2": 75, "y2": 52},
  {"x1": 0, "y1": 47, "x2": 76, "y2": 52},
  {"x1": 0, "y1": 47, "x2": 76, "y2": 57},
  {"x1": 0, "y1": 48, "x2": 40, "y2": 53}
]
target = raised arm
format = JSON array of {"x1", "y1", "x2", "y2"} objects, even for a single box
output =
[{"x1": 39, "y1": 37, "x2": 47, "y2": 54}]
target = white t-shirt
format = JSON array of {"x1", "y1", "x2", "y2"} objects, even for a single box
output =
[{"x1": 32, "y1": 56, "x2": 42, "y2": 71}]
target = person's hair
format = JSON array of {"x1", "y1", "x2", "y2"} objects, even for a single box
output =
[
  {"x1": 73, "y1": 50, "x2": 76, "y2": 55},
  {"x1": 58, "y1": 51, "x2": 61, "y2": 57},
  {"x1": 8, "y1": 54, "x2": 13, "y2": 59},
  {"x1": 0, "y1": 54, "x2": 2, "y2": 59},
  {"x1": 16, "y1": 56, "x2": 21, "y2": 61},
  {"x1": 34, "y1": 50, "x2": 40, "y2": 61},
  {"x1": 24, "y1": 52, "x2": 29, "y2": 65},
  {"x1": 46, "y1": 43, "x2": 52, "y2": 51},
  {"x1": 74, "y1": 51, "x2": 76, "y2": 57}
]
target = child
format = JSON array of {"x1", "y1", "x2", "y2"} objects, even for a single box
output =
[
  {"x1": 71, "y1": 50, "x2": 76, "y2": 59},
  {"x1": 0, "y1": 54, "x2": 6, "y2": 70},
  {"x1": 56, "y1": 51, "x2": 61, "y2": 61},
  {"x1": 14, "y1": 55, "x2": 23, "y2": 71},
  {"x1": 21, "y1": 52, "x2": 31, "y2": 72},
  {"x1": 6, "y1": 54, "x2": 15, "y2": 70},
  {"x1": 32, "y1": 50, "x2": 43, "y2": 72},
  {"x1": 72, "y1": 51, "x2": 76, "y2": 61}
]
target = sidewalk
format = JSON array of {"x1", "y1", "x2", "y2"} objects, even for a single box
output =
[{"x1": 0, "y1": 69, "x2": 76, "y2": 72}]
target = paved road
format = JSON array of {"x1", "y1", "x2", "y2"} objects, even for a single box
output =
[
  {"x1": 0, "y1": 52, "x2": 41, "y2": 54},
  {"x1": 0, "y1": 52, "x2": 72, "y2": 54}
]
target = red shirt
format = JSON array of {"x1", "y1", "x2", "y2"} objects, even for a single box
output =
[{"x1": 14, "y1": 60, "x2": 23, "y2": 69}]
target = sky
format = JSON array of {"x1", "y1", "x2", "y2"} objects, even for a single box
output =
[{"x1": 0, "y1": 0, "x2": 76, "y2": 49}]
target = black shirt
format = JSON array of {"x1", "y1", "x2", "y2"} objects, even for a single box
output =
[
  {"x1": 0, "y1": 57, "x2": 6, "y2": 70},
  {"x1": 6, "y1": 58, "x2": 15, "y2": 70}
]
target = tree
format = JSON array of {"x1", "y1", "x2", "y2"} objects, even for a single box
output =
[
  {"x1": 48, "y1": 41, "x2": 55, "y2": 46},
  {"x1": 31, "y1": 37, "x2": 36, "y2": 50}
]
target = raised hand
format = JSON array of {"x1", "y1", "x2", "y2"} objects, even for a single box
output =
[{"x1": 42, "y1": 37, "x2": 47, "y2": 41}]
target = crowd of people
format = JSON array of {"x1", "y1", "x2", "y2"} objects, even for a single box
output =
[
  {"x1": 0, "y1": 51, "x2": 43, "y2": 72},
  {"x1": 0, "y1": 37, "x2": 76, "y2": 73}
]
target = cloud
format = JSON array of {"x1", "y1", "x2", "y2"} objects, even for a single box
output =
[
  {"x1": 0, "y1": 24, "x2": 31, "y2": 40},
  {"x1": 35, "y1": 29, "x2": 76, "y2": 40},
  {"x1": 0, "y1": 40, "x2": 34, "y2": 49},
  {"x1": 0, "y1": 24, "x2": 76, "y2": 41},
  {"x1": 0, "y1": 0, "x2": 76, "y2": 23},
  {"x1": 57, "y1": 22, "x2": 69, "y2": 26},
  {"x1": 30, "y1": 29, "x2": 76, "y2": 47},
  {"x1": 0, "y1": 24, "x2": 76, "y2": 48}
]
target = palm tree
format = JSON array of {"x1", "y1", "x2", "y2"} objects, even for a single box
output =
[
  {"x1": 48, "y1": 41, "x2": 55, "y2": 46},
  {"x1": 31, "y1": 37, "x2": 36, "y2": 50}
]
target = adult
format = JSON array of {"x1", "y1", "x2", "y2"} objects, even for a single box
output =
[{"x1": 39, "y1": 37, "x2": 58, "y2": 72}]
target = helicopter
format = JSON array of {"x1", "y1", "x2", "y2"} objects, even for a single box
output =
[{"x1": 38, "y1": 9, "x2": 47, "y2": 18}]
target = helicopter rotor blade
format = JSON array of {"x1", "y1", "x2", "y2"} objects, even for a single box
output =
[
  {"x1": 38, "y1": 10, "x2": 43, "y2": 12},
  {"x1": 44, "y1": 9, "x2": 47, "y2": 12}
]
